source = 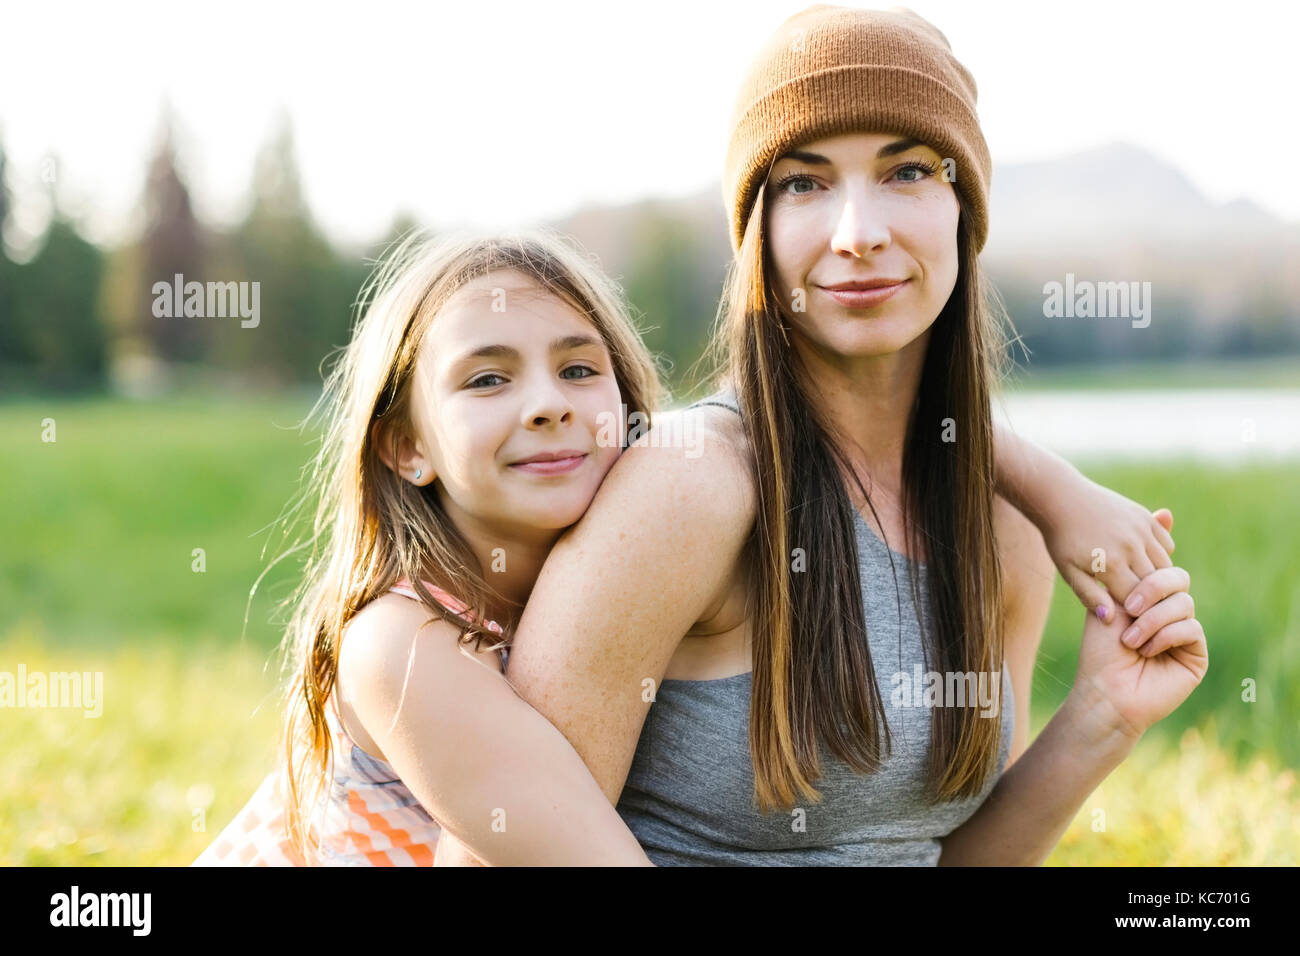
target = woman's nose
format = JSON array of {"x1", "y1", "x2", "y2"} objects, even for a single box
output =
[{"x1": 830, "y1": 188, "x2": 891, "y2": 257}]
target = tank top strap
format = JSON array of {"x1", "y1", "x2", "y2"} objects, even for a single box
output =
[{"x1": 686, "y1": 385, "x2": 742, "y2": 417}]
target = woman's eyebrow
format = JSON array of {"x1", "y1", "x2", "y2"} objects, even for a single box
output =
[
  {"x1": 779, "y1": 137, "x2": 925, "y2": 166},
  {"x1": 453, "y1": 334, "x2": 605, "y2": 365}
]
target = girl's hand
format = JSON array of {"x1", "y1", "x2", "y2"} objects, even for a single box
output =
[
  {"x1": 1040, "y1": 471, "x2": 1177, "y2": 625},
  {"x1": 1069, "y1": 565, "x2": 1209, "y2": 740},
  {"x1": 433, "y1": 831, "x2": 485, "y2": 867}
]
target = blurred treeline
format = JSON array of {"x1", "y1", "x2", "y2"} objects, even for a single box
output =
[
  {"x1": 2, "y1": 113, "x2": 1298, "y2": 399},
  {"x1": 0, "y1": 111, "x2": 729, "y2": 401},
  {"x1": 0, "y1": 115, "x2": 374, "y2": 396}
]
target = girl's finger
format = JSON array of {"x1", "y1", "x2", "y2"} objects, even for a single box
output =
[
  {"x1": 1122, "y1": 565, "x2": 1191, "y2": 619},
  {"x1": 1125, "y1": 590, "x2": 1195, "y2": 650},
  {"x1": 1130, "y1": 546, "x2": 1157, "y2": 581},
  {"x1": 1136, "y1": 617, "x2": 1203, "y2": 658},
  {"x1": 1103, "y1": 565, "x2": 1143, "y2": 616},
  {"x1": 1146, "y1": 533, "x2": 1173, "y2": 571},
  {"x1": 1064, "y1": 565, "x2": 1115, "y2": 621},
  {"x1": 1152, "y1": 510, "x2": 1176, "y2": 554}
]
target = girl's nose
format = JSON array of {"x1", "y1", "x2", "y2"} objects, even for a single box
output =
[{"x1": 522, "y1": 380, "x2": 574, "y2": 428}]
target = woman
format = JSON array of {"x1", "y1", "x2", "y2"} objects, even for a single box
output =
[{"x1": 437, "y1": 5, "x2": 1207, "y2": 865}]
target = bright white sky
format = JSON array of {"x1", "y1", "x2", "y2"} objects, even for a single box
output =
[{"x1": 1, "y1": 0, "x2": 1295, "y2": 250}]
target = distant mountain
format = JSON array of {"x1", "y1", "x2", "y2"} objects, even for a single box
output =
[
  {"x1": 985, "y1": 141, "x2": 1300, "y2": 254},
  {"x1": 553, "y1": 193, "x2": 731, "y2": 288}
]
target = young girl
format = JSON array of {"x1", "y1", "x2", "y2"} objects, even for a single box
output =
[{"x1": 195, "y1": 227, "x2": 665, "y2": 865}]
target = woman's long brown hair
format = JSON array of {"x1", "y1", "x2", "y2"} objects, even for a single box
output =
[
  {"x1": 254, "y1": 228, "x2": 664, "y2": 861},
  {"x1": 699, "y1": 181, "x2": 1014, "y2": 811}
]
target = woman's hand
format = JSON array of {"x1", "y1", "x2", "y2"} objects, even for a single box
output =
[
  {"x1": 1067, "y1": 565, "x2": 1209, "y2": 740},
  {"x1": 1039, "y1": 470, "x2": 1177, "y2": 625}
]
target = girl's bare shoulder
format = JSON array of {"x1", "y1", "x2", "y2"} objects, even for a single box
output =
[{"x1": 339, "y1": 592, "x2": 500, "y2": 693}]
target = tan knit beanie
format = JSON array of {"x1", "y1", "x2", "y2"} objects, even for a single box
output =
[{"x1": 723, "y1": 4, "x2": 992, "y2": 255}]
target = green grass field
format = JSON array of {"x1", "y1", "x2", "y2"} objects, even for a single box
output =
[
  {"x1": 2, "y1": 388, "x2": 1297, "y2": 865},
  {"x1": 1001, "y1": 354, "x2": 1300, "y2": 391}
]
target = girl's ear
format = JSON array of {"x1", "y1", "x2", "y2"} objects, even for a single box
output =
[{"x1": 370, "y1": 419, "x2": 435, "y2": 485}]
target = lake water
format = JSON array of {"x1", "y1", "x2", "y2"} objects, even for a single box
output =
[{"x1": 993, "y1": 388, "x2": 1300, "y2": 462}]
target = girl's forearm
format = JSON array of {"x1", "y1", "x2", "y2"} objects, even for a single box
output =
[
  {"x1": 937, "y1": 680, "x2": 1140, "y2": 866},
  {"x1": 433, "y1": 831, "x2": 486, "y2": 866},
  {"x1": 991, "y1": 421, "x2": 1078, "y2": 530}
]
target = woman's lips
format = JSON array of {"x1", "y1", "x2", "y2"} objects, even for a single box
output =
[
  {"x1": 508, "y1": 454, "x2": 587, "y2": 476},
  {"x1": 820, "y1": 280, "x2": 908, "y2": 308}
]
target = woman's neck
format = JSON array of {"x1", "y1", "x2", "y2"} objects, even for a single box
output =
[{"x1": 793, "y1": 326, "x2": 931, "y2": 493}]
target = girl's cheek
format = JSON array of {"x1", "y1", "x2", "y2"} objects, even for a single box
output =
[{"x1": 594, "y1": 443, "x2": 623, "y2": 484}]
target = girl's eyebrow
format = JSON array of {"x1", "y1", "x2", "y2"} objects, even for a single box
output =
[
  {"x1": 779, "y1": 137, "x2": 925, "y2": 166},
  {"x1": 452, "y1": 333, "x2": 605, "y2": 366}
]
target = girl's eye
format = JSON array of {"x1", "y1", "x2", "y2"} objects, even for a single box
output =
[
  {"x1": 561, "y1": 365, "x2": 598, "y2": 380},
  {"x1": 468, "y1": 373, "x2": 506, "y2": 389},
  {"x1": 893, "y1": 159, "x2": 940, "y2": 183}
]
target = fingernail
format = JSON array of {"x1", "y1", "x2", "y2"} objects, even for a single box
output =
[
  {"x1": 1096, "y1": 605, "x2": 1109, "y2": 622},
  {"x1": 1125, "y1": 593, "x2": 1144, "y2": 614},
  {"x1": 1122, "y1": 625, "x2": 1140, "y2": 646}
]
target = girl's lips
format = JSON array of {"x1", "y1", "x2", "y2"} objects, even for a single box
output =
[
  {"x1": 508, "y1": 454, "x2": 587, "y2": 476},
  {"x1": 821, "y1": 280, "x2": 908, "y2": 308}
]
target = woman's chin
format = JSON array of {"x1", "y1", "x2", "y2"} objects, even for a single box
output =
[
  {"x1": 826, "y1": 319, "x2": 934, "y2": 358},
  {"x1": 793, "y1": 313, "x2": 932, "y2": 362}
]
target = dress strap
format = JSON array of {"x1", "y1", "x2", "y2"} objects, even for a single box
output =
[
  {"x1": 390, "y1": 578, "x2": 505, "y2": 637},
  {"x1": 331, "y1": 577, "x2": 512, "y2": 765}
]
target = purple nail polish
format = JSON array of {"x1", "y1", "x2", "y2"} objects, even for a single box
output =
[{"x1": 1096, "y1": 605, "x2": 1108, "y2": 622}]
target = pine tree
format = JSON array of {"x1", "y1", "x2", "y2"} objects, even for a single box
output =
[{"x1": 139, "y1": 105, "x2": 207, "y2": 362}]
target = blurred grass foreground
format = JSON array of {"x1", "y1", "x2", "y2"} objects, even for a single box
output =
[{"x1": 2, "y1": 389, "x2": 1298, "y2": 865}]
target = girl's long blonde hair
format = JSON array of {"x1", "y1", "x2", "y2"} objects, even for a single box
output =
[{"x1": 262, "y1": 227, "x2": 664, "y2": 861}]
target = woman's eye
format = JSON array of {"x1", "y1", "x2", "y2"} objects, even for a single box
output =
[
  {"x1": 562, "y1": 365, "x2": 597, "y2": 380},
  {"x1": 894, "y1": 160, "x2": 939, "y2": 183},
  {"x1": 468, "y1": 373, "x2": 506, "y2": 389},
  {"x1": 774, "y1": 174, "x2": 816, "y2": 195}
]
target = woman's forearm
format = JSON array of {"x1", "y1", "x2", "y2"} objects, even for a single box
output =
[{"x1": 937, "y1": 679, "x2": 1140, "y2": 866}]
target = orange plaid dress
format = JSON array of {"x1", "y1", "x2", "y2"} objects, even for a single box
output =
[{"x1": 192, "y1": 579, "x2": 506, "y2": 866}]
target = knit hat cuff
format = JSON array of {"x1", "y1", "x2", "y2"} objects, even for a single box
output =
[{"x1": 723, "y1": 62, "x2": 992, "y2": 254}]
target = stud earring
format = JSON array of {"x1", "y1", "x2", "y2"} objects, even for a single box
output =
[{"x1": 414, "y1": 467, "x2": 422, "y2": 481}]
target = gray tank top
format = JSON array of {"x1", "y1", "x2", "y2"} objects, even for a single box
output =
[{"x1": 614, "y1": 389, "x2": 1013, "y2": 865}]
